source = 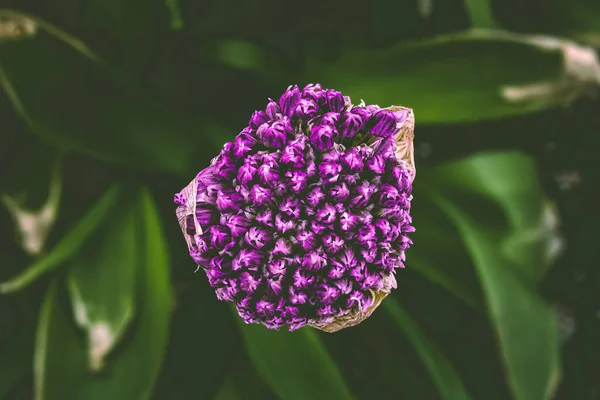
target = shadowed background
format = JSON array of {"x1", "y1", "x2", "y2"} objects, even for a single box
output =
[{"x1": 0, "y1": 0, "x2": 599, "y2": 399}]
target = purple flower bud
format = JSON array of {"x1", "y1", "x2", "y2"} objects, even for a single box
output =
[
  {"x1": 339, "y1": 211, "x2": 359, "y2": 231},
  {"x1": 302, "y1": 251, "x2": 327, "y2": 271},
  {"x1": 375, "y1": 219, "x2": 392, "y2": 239},
  {"x1": 233, "y1": 249, "x2": 263, "y2": 271},
  {"x1": 289, "y1": 287, "x2": 308, "y2": 304},
  {"x1": 325, "y1": 89, "x2": 344, "y2": 113},
  {"x1": 360, "y1": 241, "x2": 377, "y2": 263},
  {"x1": 273, "y1": 238, "x2": 292, "y2": 256},
  {"x1": 256, "y1": 299, "x2": 276, "y2": 316},
  {"x1": 233, "y1": 130, "x2": 259, "y2": 158},
  {"x1": 310, "y1": 125, "x2": 336, "y2": 151},
  {"x1": 316, "y1": 203, "x2": 337, "y2": 224},
  {"x1": 209, "y1": 225, "x2": 235, "y2": 250},
  {"x1": 174, "y1": 193, "x2": 185, "y2": 206},
  {"x1": 317, "y1": 284, "x2": 340, "y2": 305},
  {"x1": 294, "y1": 98, "x2": 318, "y2": 120},
  {"x1": 302, "y1": 83, "x2": 323, "y2": 99},
  {"x1": 266, "y1": 99, "x2": 280, "y2": 120},
  {"x1": 357, "y1": 224, "x2": 377, "y2": 244},
  {"x1": 237, "y1": 162, "x2": 257, "y2": 187},
  {"x1": 366, "y1": 154, "x2": 387, "y2": 175},
  {"x1": 335, "y1": 279, "x2": 353, "y2": 295},
  {"x1": 280, "y1": 196, "x2": 301, "y2": 218},
  {"x1": 284, "y1": 170, "x2": 308, "y2": 193},
  {"x1": 315, "y1": 112, "x2": 340, "y2": 126},
  {"x1": 318, "y1": 160, "x2": 342, "y2": 184},
  {"x1": 310, "y1": 221, "x2": 328, "y2": 236},
  {"x1": 223, "y1": 214, "x2": 251, "y2": 237},
  {"x1": 367, "y1": 110, "x2": 398, "y2": 137},
  {"x1": 249, "y1": 185, "x2": 273, "y2": 207},
  {"x1": 275, "y1": 213, "x2": 295, "y2": 234},
  {"x1": 244, "y1": 227, "x2": 272, "y2": 249},
  {"x1": 293, "y1": 268, "x2": 316, "y2": 288},
  {"x1": 328, "y1": 264, "x2": 345, "y2": 279},
  {"x1": 266, "y1": 278, "x2": 284, "y2": 296},
  {"x1": 249, "y1": 110, "x2": 269, "y2": 129},
  {"x1": 306, "y1": 187, "x2": 326, "y2": 208},
  {"x1": 257, "y1": 163, "x2": 279, "y2": 187},
  {"x1": 338, "y1": 109, "x2": 365, "y2": 138},
  {"x1": 349, "y1": 181, "x2": 377, "y2": 208},
  {"x1": 216, "y1": 189, "x2": 244, "y2": 212},
  {"x1": 329, "y1": 182, "x2": 350, "y2": 203},
  {"x1": 213, "y1": 152, "x2": 237, "y2": 181},
  {"x1": 257, "y1": 119, "x2": 291, "y2": 149},
  {"x1": 280, "y1": 85, "x2": 302, "y2": 118},
  {"x1": 267, "y1": 259, "x2": 287, "y2": 276},
  {"x1": 377, "y1": 184, "x2": 401, "y2": 207},
  {"x1": 360, "y1": 272, "x2": 384, "y2": 291},
  {"x1": 341, "y1": 149, "x2": 364, "y2": 173},
  {"x1": 323, "y1": 233, "x2": 344, "y2": 254},
  {"x1": 240, "y1": 272, "x2": 261, "y2": 293},
  {"x1": 255, "y1": 209, "x2": 274, "y2": 228},
  {"x1": 196, "y1": 205, "x2": 217, "y2": 229},
  {"x1": 282, "y1": 305, "x2": 300, "y2": 319},
  {"x1": 296, "y1": 230, "x2": 317, "y2": 251}
]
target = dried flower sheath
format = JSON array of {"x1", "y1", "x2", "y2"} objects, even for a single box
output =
[{"x1": 175, "y1": 84, "x2": 415, "y2": 332}]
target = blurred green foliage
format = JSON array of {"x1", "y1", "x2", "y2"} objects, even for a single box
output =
[{"x1": 1, "y1": 0, "x2": 599, "y2": 399}]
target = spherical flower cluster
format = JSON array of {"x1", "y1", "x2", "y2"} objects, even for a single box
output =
[{"x1": 175, "y1": 84, "x2": 415, "y2": 332}]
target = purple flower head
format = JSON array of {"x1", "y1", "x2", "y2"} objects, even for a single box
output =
[{"x1": 176, "y1": 85, "x2": 415, "y2": 332}]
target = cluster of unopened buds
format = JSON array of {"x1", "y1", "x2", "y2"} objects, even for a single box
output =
[{"x1": 175, "y1": 84, "x2": 415, "y2": 332}]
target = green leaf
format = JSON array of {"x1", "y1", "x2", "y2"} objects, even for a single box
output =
[
  {"x1": 463, "y1": 0, "x2": 496, "y2": 29},
  {"x1": 82, "y1": 0, "x2": 169, "y2": 67},
  {"x1": 425, "y1": 152, "x2": 561, "y2": 400},
  {"x1": 34, "y1": 188, "x2": 172, "y2": 400},
  {"x1": 427, "y1": 152, "x2": 562, "y2": 282},
  {"x1": 239, "y1": 321, "x2": 355, "y2": 400},
  {"x1": 0, "y1": 327, "x2": 34, "y2": 399},
  {"x1": 66, "y1": 199, "x2": 138, "y2": 371},
  {"x1": 0, "y1": 185, "x2": 121, "y2": 294},
  {"x1": 309, "y1": 29, "x2": 600, "y2": 124},
  {"x1": 165, "y1": 0, "x2": 184, "y2": 30},
  {"x1": 0, "y1": 9, "x2": 224, "y2": 175},
  {"x1": 384, "y1": 299, "x2": 473, "y2": 400}
]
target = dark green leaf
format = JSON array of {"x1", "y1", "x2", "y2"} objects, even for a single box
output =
[
  {"x1": 426, "y1": 152, "x2": 561, "y2": 400},
  {"x1": 0, "y1": 10, "x2": 225, "y2": 175},
  {"x1": 240, "y1": 321, "x2": 355, "y2": 400},
  {"x1": 384, "y1": 299, "x2": 473, "y2": 400},
  {"x1": 309, "y1": 30, "x2": 600, "y2": 124},
  {"x1": 34, "y1": 188, "x2": 172, "y2": 400},
  {"x1": 0, "y1": 185, "x2": 121, "y2": 294},
  {"x1": 427, "y1": 152, "x2": 562, "y2": 282},
  {"x1": 66, "y1": 200, "x2": 138, "y2": 371},
  {"x1": 0, "y1": 327, "x2": 34, "y2": 399},
  {"x1": 463, "y1": 0, "x2": 496, "y2": 28}
]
